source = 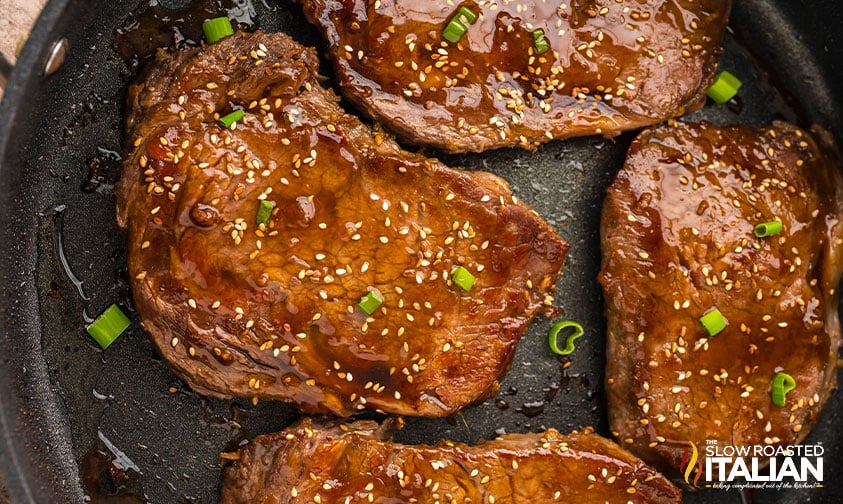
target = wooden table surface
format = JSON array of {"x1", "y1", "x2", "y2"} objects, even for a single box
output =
[{"x1": 0, "y1": 0, "x2": 47, "y2": 100}]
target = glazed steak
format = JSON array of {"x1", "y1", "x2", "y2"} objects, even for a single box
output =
[
  {"x1": 600, "y1": 121, "x2": 843, "y2": 478},
  {"x1": 298, "y1": 0, "x2": 730, "y2": 153},
  {"x1": 220, "y1": 418, "x2": 682, "y2": 503},
  {"x1": 115, "y1": 31, "x2": 567, "y2": 417}
]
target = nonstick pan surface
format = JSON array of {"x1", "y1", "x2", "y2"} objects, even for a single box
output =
[{"x1": 0, "y1": 0, "x2": 841, "y2": 502}]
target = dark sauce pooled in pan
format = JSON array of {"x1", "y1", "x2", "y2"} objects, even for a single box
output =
[
  {"x1": 113, "y1": 0, "x2": 258, "y2": 72},
  {"x1": 81, "y1": 447, "x2": 145, "y2": 504}
]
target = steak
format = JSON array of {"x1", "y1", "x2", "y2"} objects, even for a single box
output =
[
  {"x1": 600, "y1": 121, "x2": 843, "y2": 481},
  {"x1": 220, "y1": 418, "x2": 683, "y2": 503},
  {"x1": 298, "y1": 0, "x2": 731, "y2": 153},
  {"x1": 115, "y1": 31, "x2": 568, "y2": 417}
]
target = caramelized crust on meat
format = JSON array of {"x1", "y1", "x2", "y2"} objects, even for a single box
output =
[
  {"x1": 115, "y1": 31, "x2": 567, "y2": 417},
  {"x1": 600, "y1": 121, "x2": 843, "y2": 479},
  {"x1": 298, "y1": 0, "x2": 731, "y2": 153},
  {"x1": 220, "y1": 418, "x2": 682, "y2": 503}
]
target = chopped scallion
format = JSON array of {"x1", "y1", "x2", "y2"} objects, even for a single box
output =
[
  {"x1": 456, "y1": 6, "x2": 478, "y2": 24},
  {"x1": 443, "y1": 21, "x2": 468, "y2": 43},
  {"x1": 533, "y1": 29, "x2": 550, "y2": 55},
  {"x1": 548, "y1": 320, "x2": 584, "y2": 355},
  {"x1": 754, "y1": 220, "x2": 782, "y2": 238},
  {"x1": 707, "y1": 71, "x2": 742, "y2": 104},
  {"x1": 87, "y1": 304, "x2": 130, "y2": 350},
  {"x1": 358, "y1": 290, "x2": 384, "y2": 315},
  {"x1": 256, "y1": 200, "x2": 275, "y2": 226},
  {"x1": 203, "y1": 17, "x2": 234, "y2": 44},
  {"x1": 219, "y1": 110, "x2": 245, "y2": 129},
  {"x1": 443, "y1": 7, "x2": 477, "y2": 43},
  {"x1": 450, "y1": 266, "x2": 476, "y2": 291},
  {"x1": 699, "y1": 307, "x2": 727, "y2": 336},
  {"x1": 771, "y1": 372, "x2": 796, "y2": 407}
]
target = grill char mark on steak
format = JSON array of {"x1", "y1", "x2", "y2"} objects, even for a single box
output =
[
  {"x1": 220, "y1": 418, "x2": 683, "y2": 503},
  {"x1": 600, "y1": 121, "x2": 843, "y2": 479},
  {"x1": 116, "y1": 31, "x2": 568, "y2": 417},
  {"x1": 297, "y1": 0, "x2": 731, "y2": 153}
]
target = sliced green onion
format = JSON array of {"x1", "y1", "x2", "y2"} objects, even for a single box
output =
[
  {"x1": 443, "y1": 18, "x2": 468, "y2": 43},
  {"x1": 456, "y1": 6, "x2": 478, "y2": 24},
  {"x1": 532, "y1": 29, "x2": 550, "y2": 55},
  {"x1": 443, "y1": 7, "x2": 477, "y2": 43},
  {"x1": 219, "y1": 110, "x2": 245, "y2": 129},
  {"x1": 548, "y1": 320, "x2": 584, "y2": 355},
  {"x1": 771, "y1": 372, "x2": 796, "y2": 407},
  {"x1": 358, "y1": 290, "x2": 384, "y2": 315},
  {"x1": 87, "y1": 304, "x2": 130, "y2": 350},
  {"x1": 203, "y1": 17, "x2": 234, "y2": 44},
  {"x1": 754, "y1": 220, "x2": 783, "y2": 238},
  {"x1": 707, "y1": 71, "x2": 742, "y2": 104},
  {"x1": 450, "y1": 266, "x2": 476, "y2": 291},
  {"x1": 699, "y1": 307, "x2": 727, "y2": 336},
  {"x1": 256, "y1": 200, "x2": 275, "y2": 226}
]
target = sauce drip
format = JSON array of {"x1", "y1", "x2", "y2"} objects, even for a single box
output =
[
  {"x1": 53, "y1": 205, "x2": 95, "y2": 323},
  {"x1": 81, "y1": 447, "x2": 145, "y2": 504},
  {"x1": 84, "y1": 147, "x2": 123, "y2": 193}
]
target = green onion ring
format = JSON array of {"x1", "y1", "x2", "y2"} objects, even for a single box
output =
[
  {"x1": 548, "y1": 320, "x2": 584, "y2": 355},
  {"x1": 771, "y1": 372, "x2": 796, "y2": 407}
]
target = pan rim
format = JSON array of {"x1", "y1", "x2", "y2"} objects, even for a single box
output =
[{"x1": 0, "y1": 0, "x2": 79, "y2": 503}]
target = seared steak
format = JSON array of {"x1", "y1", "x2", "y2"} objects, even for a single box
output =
[
  {"x1": 115, "y1": 31, "x2": 567, "y2": 417},
  {"x1": 298, "y1": 0, "x2": 731, "y2": 153},
  {"x1": 600, "y1": 121, "x2": 843, "y2": 480},
  {"x1": 220, "y1": 418, "x2": 682, "y2": 503}
]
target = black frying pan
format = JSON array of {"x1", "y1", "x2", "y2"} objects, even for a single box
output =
[{"x1": 0, "y1": 0, "x2": 841, "y2": 502}]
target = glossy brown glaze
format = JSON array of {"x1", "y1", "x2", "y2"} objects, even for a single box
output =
[
  {"x1": 298, "y1": 0, "x2": 731, "y2": 153},
  {"x1": 600, "y1": 121, "x2": 843, "y2": 481},
  {"x1": 115, "y1": 31, "x2": 568, "y2": 417},
  {"x1": 220, "y1": 418, "x2": 683, "y2": 503}
]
